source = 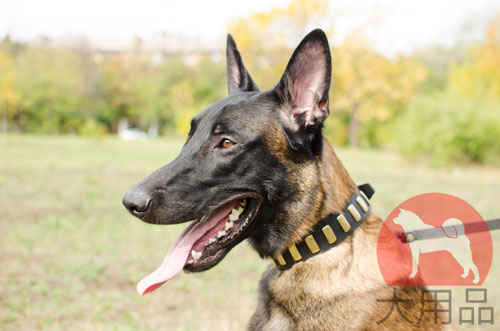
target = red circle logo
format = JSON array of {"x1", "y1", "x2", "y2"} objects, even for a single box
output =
[{"x1": 377, "y1": 193, "x2": 492, "y2": 286}]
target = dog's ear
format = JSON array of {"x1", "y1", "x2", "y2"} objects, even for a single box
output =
[
  {"x1": 274, "y1": 29, "x2": 331, "y2": 150},
  {"x1": 226, "y1": 34, "x2": 259, "y2": 94}
]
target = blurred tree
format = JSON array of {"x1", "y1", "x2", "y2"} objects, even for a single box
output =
[
  {"x1": 14, "y1": 48, "x2": 86, "y2": 133},
  {"x1": 395, "y1": 12, "x2": 500, "y2": 166},
  {"x1": 332, "y1": 35, "x2": 427, "y2": 147},
  {"x1": 74, "y1": 39, "x2": 109, "y2": 135},
  {"x1": 396, "y1": 92, "x2": 500, "y2": 165},
  {"x1": 412, "y1": 43, "x2": 466, "y2": 94},
  {"x1": 228, "y1": 0, "x2": 331, "y2": 89},
  {"x1": 99, "y1": 50, "x2": 225, "y2": 136},
  {"x1": 164, "y1": 56, "x2": 225, "y2": 135},
  {"x1": 0, "y1": 53, "x2": 21, "y2": 133},
  {"x1": 0, "y1": 35, "x2": 25, "y2": 57},
  {"x1": 449, "y1": 13, "x2": 500, "y2": 99},
  {"x1": 100, "y1": 52, "x2": 142, "y2": 132}
]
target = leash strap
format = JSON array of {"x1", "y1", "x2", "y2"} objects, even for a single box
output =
[
  {"x1": 273, "y1": 183, "x2": 374, "y2": 270},
  {"x1": 396, "y1": 217, "x2": 500, "y2": 243}
]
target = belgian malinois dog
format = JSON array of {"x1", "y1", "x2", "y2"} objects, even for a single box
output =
[{"x1": 123, "y1": 30, "x2": 452, "y2": 330}]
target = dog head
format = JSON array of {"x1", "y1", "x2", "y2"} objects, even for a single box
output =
[
  {"x1": 122, "y1": 29, "x2": 332, "y2": 294},
  {"x1": 393, "y1": 208, "x2": 423, "y2": 229}
]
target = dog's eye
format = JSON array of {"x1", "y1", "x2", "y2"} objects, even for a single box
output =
[{"x1": 219, "y1": 138, "x2": 235, "y2": 149}]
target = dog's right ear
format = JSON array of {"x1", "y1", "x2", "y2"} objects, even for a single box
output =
[{"x1": 226, "y1": 34, "x2": 259, "y2": 94}]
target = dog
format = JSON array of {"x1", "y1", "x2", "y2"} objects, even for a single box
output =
[
  {"x1": 393, "y1": 208, "x2": 479, "y2": 283},
  {"x1": 123, "y1": 29, "x2": 453, "y2": 330}
]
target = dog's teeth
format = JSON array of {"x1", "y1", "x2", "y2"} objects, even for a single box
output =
[
  {"x1": 209, "y1": 237, "x2": 217, "y2": 244},
  {"x1": 237, "y1": 206, "x2": 244, "y2": 213},
  {"x1": 240, "y1": 199, "x2": 247, "y2": 208},
  {"x1": 217, "y1": 230, "x2": 226, "y2": 238},
  {"x1": 187, "y1": 259, "x2": 194, "y2": 264},
  {"x1": 229, "y1": 208, "x2": 241, "y2": 221},
  {"x1": 191, "y1": 250, "x2": 202, "y2": 261},
  {"x1": 225, "y1": 221, "x2": 233, "y2": 230}
]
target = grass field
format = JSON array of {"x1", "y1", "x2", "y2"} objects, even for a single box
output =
[{"x1": 1, "y1": 134, "x2": 499, "y2": 330}]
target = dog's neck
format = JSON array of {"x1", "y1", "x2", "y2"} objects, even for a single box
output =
[
  {"x1": 318, "y1": 137, "x2": 358, "y2": 217},
  {"x1": 282, "y1": 137, "x2": 358, "y2": 249},
  {"x1": 272, "y1": 137, "x2": 374, "y2": 269}
]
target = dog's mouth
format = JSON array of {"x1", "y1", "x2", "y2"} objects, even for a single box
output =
[{"x1": 137, "y1": 194, "x2": 261, "y2": 296}]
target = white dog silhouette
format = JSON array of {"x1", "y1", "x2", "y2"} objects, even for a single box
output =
[{"x1": 393, "y1": 208, "x2": 479, "y2": 284}]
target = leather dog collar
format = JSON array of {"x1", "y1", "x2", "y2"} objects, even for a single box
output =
[{"x1": 273, "y1": 183, "x2": 375, "y2": 270}]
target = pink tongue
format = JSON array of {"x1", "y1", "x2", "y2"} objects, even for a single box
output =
[{"x1": 137, "y1": 200, "x2": 240, "y2": 296}]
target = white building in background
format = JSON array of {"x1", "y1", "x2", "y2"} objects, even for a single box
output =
[{"x1": 117, "y1": 118, "x2": 147, "y2": 141}]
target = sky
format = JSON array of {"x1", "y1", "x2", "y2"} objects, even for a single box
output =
[{"x1": 2, "y1": 0, "x2": 500, "y2": 56}]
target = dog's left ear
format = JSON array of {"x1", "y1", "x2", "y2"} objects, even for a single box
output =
[
  {"x1": 226, "y1": 34, "x2": 259, "y2": 94},
  {"x1": 274, "y1": 29, "x2": 331, "y2": 150}
]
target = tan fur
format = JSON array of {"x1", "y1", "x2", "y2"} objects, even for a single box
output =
[
  {"x1": 249, "y1": 137, "x2": 454, "y2": 331},
  {"x1": 263, "y1": 121, "x2": 326, "y2": 250}
]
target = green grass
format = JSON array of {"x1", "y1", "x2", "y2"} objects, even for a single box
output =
[{"x1": 1, "y1": 134, "x2": 499, "y2": 330}]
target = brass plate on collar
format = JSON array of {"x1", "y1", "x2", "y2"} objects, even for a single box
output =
[
  {"x1": 322, "y1": 225, "x2": 337, "y2": 244},
  {"x1": 348, "y1": 204, "x2": 362, "y2": 222},
  {"x1": 360, "y1": 191, "x2": 371, "y2": 205},
  {"x1": 276, "y1": 253, "x2": 286, "y2": 265},
  {"x1": 288, "y1": 244, "x2": 302, "y2": 261},
  {"x1": 337, "y1": 214, "x2": 351, "y2": 232},
  {"x1": 305, "y1": 235, "x2": 320, "y2": 254},
  {"x1": 356, "y1": 196, "x2": 369, "y2": 212}
]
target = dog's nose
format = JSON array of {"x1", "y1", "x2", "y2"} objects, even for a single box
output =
[{"x1": 122, "y1": 187, "x2": 152, "y2": 217}]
